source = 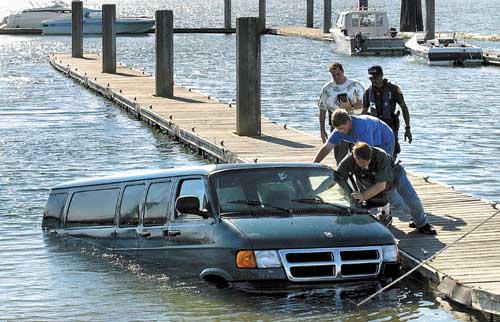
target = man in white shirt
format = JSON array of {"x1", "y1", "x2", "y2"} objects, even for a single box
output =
[{"x1": 318, "y1": 62, "x2": 364, "y2": 143}]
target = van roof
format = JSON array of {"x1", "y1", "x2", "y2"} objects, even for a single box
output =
[{"x1": 51, "y1": 162, "x2": 331, "y2": 190}]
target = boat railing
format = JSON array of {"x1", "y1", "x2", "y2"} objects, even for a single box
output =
[
  {"x1": 337, "y1": 5, "x2": 387, "y2": 13},
  {"x1": 435, "y1": 32, "x2": 456, "y2": 40}
]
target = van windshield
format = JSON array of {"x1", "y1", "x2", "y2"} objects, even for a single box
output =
[{"x1": 211, "y1": 167, "x2": 350, "y2": 215}]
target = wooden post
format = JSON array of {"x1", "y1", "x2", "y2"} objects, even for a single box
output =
[
  {"x1": 224, "y1": 0, "x2": 231, "y2": 29},
  {"x1": 359, "y1": 0, "x2": 368, "y2": 9},
  {"x1": 236, "y1": 17, "x2": 261, "y2": 136},
  {"x1": 306, "y1": 0, "x2": 313, "y2": 28},
  {"x1": 400, "y1": 0, "x2": 423, "y2": 32},
  {"x1": 425, "y1": 0, "x2": 435, "y2": 40},
  {"x1": 102, "y1": 4, "x2": 116, "y2": 74},
  {"x1": 323, "y1": 0, "x2": 331, "y2": 34},
  {"x1": 71, "y1": 1, "x2": 83, "y2": 58},
  {"x1": 416, "y1": 0, "x2": 423, "y2": 31},
  {"x1": 259, "y1": 0, "x2": 266, "y2": 33},
  {"x1": 155, "y1": 10, "x2": 174, "y2": 98}
]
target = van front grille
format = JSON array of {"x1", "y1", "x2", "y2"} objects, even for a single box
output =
[
  {"x1": 340, "y1": 250, "x2": 379, "y2": 261},
  {"x1": 278, "y1": 247, "x2": 383, "y2": 282},
  {"x1": 341, "y1": 263, "x2": 379, "y2": 276},
  {"x1": 286, "y1": 252, "x2": 333, "y2": 263}
]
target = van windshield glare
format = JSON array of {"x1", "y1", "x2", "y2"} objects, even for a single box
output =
[{"x1": 211, "y1": 167, "x2": 351, "y2": 214}]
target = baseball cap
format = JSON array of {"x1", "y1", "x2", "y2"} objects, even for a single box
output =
[{"x1": 368, "y1": 65, "x2": 383, "y2": 76}]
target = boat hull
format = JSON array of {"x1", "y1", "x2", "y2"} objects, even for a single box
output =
[
  {"x1": 427, "y1": 48, "x2": 483, "y2": 66},
  {"x1": 335, "y1": 36, "x2": 407, "y2": 56},
  {"x1": 3, "y1": 11, "x2": 70, "y2": 29},
  {"x1": 42, "y1": 19, "x2": 154, "y2": 35},
  {"x1": 405, "y1": 34, "x2": 483, "y2": 66},
  {"x1": 331, "y1": 29, "x2": 407, "y2": 56}
]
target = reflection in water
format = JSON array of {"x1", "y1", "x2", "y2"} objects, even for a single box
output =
[{"x1": 37, "y1": 234, "x2": 482, "y2": 321}]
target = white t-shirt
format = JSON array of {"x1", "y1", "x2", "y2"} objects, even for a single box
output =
[{"x1": 317, "y1": 77, "x2": 364, "y2": 115}]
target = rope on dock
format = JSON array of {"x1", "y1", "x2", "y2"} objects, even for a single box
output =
[{"x1": 357, "y1": 208, "x2": 500, "y2": 307}]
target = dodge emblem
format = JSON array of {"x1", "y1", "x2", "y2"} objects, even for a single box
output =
[{"x1": 323, "y1": 231, "x2": 333, "y2": 238}]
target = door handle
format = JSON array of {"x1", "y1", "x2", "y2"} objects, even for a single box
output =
[
  {"x1": 164, "y1": 229, "x2": 181, "y2": 237},
  {"x1": 137, "y1": 231, "x2": 151, "y2": 238}
]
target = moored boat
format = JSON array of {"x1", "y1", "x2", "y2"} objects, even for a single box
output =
[
  {"x1": 41, "y1": 8, "x2": 154, "y2": 35},
  {"x1": 405, "y1": 33, "x2": 483, "y2": 66},
  {"x1": 1, "y1": 0, "x2": 70, "y2": 29},
  {"x1": 330, "y1": 7, "x2": 406, "y2": 56}
]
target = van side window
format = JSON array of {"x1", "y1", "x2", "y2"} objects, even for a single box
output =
[
  {"x1": 176, "y1": 179, "x2": 207, "y2": 219},
  {"x1": 42, "y1": 193, "x2": 68, "y2": 229},
  {"x1": 66, "y1": 188, "x2": 119, "y2": 228},
  {"x1": 119, "y1": 184, "x2": 145, "y2": 227},
  {"x1": 144, "y1": 181, "x2": 172, "y2": 226}
]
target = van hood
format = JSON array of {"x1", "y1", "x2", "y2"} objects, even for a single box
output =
[{"x1": 224, "y1": 215, "x2": 395, "y2": 249}]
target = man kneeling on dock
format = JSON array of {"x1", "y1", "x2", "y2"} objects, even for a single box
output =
[{"x1": 318, "y1": 142, "x2": 437, "y2": 235}]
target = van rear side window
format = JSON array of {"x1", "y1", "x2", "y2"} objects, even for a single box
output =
[
  {"x1": 144, "y1": 181, "x2": 172, "y2": 226},
  {"x1": 119, "y1": 184, "x2": 145, "y2": 227},
  {"x1": 66, "y1": 188, "x2": 119, "y2": 228},
  {"x1": 43, "y1": 193, "x2": 68, "y2": 229}
]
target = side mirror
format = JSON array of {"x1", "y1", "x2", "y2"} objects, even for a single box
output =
[{"x1": 175, "y1": 196, "x2": 209, "y2": 218}]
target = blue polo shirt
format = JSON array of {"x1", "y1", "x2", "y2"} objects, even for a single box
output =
[{"x1": 328, "y1": 115, "x2": 395, "y2": 148}]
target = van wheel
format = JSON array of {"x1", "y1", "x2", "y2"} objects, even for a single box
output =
[{"x1": 203, "y1": 275, "x2": 230, "y2": 289}]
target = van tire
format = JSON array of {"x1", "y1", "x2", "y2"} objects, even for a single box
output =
[{"x1": 203, "y1": 275, "x2": 230, "y2": 289}]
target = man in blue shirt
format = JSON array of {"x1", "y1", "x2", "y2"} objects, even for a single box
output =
[{"x1": 313, "y1": 109, "x2": 395, "y2": 164}]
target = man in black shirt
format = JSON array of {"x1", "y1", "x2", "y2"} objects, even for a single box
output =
[{"x1": 362, "y1": 66, "x2": 412, "y2": 157}]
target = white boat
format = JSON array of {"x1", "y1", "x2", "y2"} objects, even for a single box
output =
[
  {"x1": 330, "y1": 7, "x2": 406, "y2": 56},
  {"x1": 405, "y1": 33, "x2": 483, "y2": 66},
  {"x1": 41, "y1": 8, "x2": 155, "y2": 35},
  {"x1": 1, "y1": 0, "x2": 70, "y2": 29}
]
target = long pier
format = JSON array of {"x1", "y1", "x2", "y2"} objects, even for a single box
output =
[{"x1": 50, "y1": 52, "x2": 500, "y2": 318}]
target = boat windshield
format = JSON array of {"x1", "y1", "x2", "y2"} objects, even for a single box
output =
[
  {"x1": 84, "y1": 9, "x2": 102, "y2": 19},
  {"x1": 211, "y1": 167, "x2": 350, "y2": 215}
]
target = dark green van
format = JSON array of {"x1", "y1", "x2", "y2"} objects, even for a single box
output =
[{"x1": 42, "y1": 163, "x2": 399, "y2": 290}]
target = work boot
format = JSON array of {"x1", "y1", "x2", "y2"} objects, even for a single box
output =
[
  {"x1": 377, "y1": 211, "x2": 393, "y2": 227},
  {"x1": 408, "y1": 220, "x2": 416, "y2": 228},
  {"x1": 417, "y1": 223, "x2": 437, "y2": 235}
]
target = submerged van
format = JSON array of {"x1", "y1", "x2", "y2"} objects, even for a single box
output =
[{"x1": 42, "y1": 163, "x2": 400, "y2": 291}]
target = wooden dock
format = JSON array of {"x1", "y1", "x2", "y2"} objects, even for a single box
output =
[
  {"x1": 267, "y1": 26, "x2": 332, "y2": 41},
  {"x1": 50, "y1": 53, "x2": 500, "y2": 318}
]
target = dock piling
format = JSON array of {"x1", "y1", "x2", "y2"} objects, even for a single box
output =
[
  {"x1": 306, "y1": 0, "x2": 314, "y2": 28},
  {"x1": 323, "y1": 0, "x2": 331, "y2": 34},
  {"x1": 155, "y1": 10, "x2": 174, "y2": 98},
  {"x1": 71, "y1": 1, "x2": 83, "y2": 58},
  {"x1": 424, "y1": 0, "x2": 435, "y2": 40},
  {"x1": 224, "y1": 0, "x2": 231, "y2": 29},
  {"x1": 400, "y1": 0, "x2": 423, "y2": 32},
  {"x1": 259, "y1": 0, "x2": 266, "y2": 33},
  {"x1": 102, "y1": 4, "x2": 116, "y2": 74},
  {"x1": 236, "y1": 17, "x2": 261, "y2": 136}
]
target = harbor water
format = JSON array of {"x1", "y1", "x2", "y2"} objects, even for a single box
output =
[{"x1": 0, "y1": 0, "x2": 499, "y2": 320}]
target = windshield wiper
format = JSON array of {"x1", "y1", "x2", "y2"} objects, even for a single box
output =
[
  {"x1": 226, "y1": 199, "x2": 292, "y2": 214},
  {"x1": 291, "y1": 198, "x2": 367, "y2": 214}
]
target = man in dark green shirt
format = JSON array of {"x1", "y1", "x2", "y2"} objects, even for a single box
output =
[{"x1": 333, "y1": 142, "x2": 436, "y2": 235}]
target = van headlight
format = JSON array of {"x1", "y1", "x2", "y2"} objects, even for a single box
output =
[
  {"x1": 382, "y1": 245, "x2": 399, "y2": 262},
  {"x1": 255, "y1": 250, "x2": 282, "y2": 268}
]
